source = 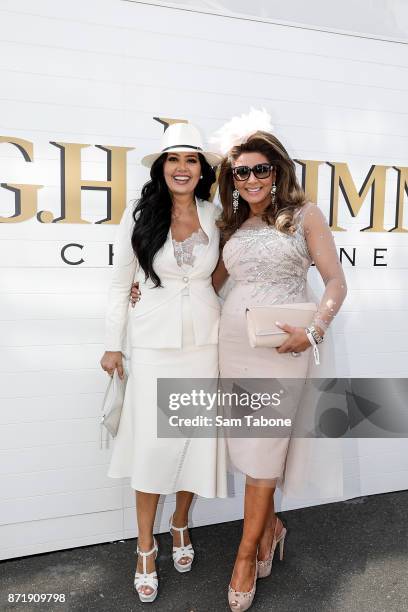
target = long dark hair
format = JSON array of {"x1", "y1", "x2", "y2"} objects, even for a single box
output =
[
  {"x1": 131, "y1": 153, "x2": 216, "y2": 287},
  {"x1": 217, "y1": 131, "x2": 306, "y2": 244}
]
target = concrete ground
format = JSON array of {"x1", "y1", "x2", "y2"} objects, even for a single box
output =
[{"x1": 1, "y1": 490, "x2": 407, "y2": 612}]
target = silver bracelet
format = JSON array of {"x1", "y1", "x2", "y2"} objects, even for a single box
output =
[
  {"x1": 305, "y1": 329, "x2": 321, "y2": 366},
  {"x1": 306, "y1": 325, "x2": 324, "y2": 345}
]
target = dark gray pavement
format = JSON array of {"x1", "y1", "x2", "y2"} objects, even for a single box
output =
[{"x1": 1, "y1": 491, "x2": 407, "y2": 612}]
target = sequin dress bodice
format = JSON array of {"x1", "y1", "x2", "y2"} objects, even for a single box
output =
[{"x1": 222, "y1": 216, "x2": 312, "y2": 312}]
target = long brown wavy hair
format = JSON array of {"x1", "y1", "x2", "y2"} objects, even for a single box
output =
[{"x1": 217, "y1": 131, "x2": 307, "y2": 244}]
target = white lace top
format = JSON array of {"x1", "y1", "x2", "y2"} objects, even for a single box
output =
[{"x1": 172, "y1": 228, "x2": 209, "y2": 268}]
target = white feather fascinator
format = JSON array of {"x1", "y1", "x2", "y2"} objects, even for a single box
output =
[{"x1": 210, "y1": 108, "x2": 274, "y2": 156}]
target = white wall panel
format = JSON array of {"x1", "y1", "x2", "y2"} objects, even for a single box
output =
[
  {"x1": 0, "y1": 0, "x2": 407, "y2": 560},
  {"x1": 145, "y1": 0, "x2": 408, "y2": 42},
  {"x1": 0, "y1": 442, "x2": 109, "y2": 475},
  {"x1": 0, "y1": 370, "x2": 104, "y2": 398},
  {"x1": 1, "y1": 465, "x2": 115, "y2": 500},
  {"x1": 0, "y1": 509, "x2": 124, "y2": 559},
  {"x1": 0, "y1": 319, "x2": 104, "y2": 346},
  {"x1": 0, "y1": 487, "x2": 123, "y2": 525},
  {"x1": 0, "y1": 394, "x2": 102, "y2": 424}
]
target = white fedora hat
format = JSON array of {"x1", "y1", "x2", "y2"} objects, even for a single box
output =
[{"x1": 141, "y1": 122, "x2": 222, "y2": 168}]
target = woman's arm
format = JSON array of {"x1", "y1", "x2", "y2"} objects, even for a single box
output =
[
  {"x1": 276, "y1": 202, "x2": 347, "y2": 355},
  {"x1": 100, "y1": 205, "x2": 138, "y2": 377},
  {"x1": 302, "y1": 202, "x2": 347, "y2": 335}
]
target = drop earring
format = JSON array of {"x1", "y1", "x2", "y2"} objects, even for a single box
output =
[
  {"x1": 200, "y1": 175, "x2": 203, "y2": 179},
  {"x1": 232, "y1": 189, "x2": 239, "y2": 213},
  {"x1": 271, "y1": 182, "x2": 277, "y2": 206}
]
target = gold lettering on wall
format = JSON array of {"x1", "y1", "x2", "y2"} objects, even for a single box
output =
[
  {"x1": 0, "y1": 137, "x2": 43, "y2": 223},
  {"x1": 37, "y1": 143, "x2": 133, "y2": 224},
  {"x1": 153, "y1": 117, "x2": 188, "y2": 131},
  {"x1": 0, "y1": 133, "x2": 405, "y2": 232},
  {"x1": 0, "y1": 136, "x2": 33, "y2": 161},
  {"x1": 295, "y1": 159, "x2": 325, "y2": 204},
  {"x1": 327, "y1": 163, "x2": 390, "y2": 232},
  {"x1": 391, "y1": 166, "x2": 408, "y2": 233}
]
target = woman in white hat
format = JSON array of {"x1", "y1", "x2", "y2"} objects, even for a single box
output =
[{"x1": 100, "y1": 122, "x2": 227, "y2": 603}]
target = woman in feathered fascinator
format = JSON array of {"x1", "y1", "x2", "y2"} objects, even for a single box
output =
[{"x1": 211, "y1": 109, "x2": 348, "y2": 611}]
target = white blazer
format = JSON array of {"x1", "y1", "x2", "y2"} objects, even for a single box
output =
[{"x1": 104, "y1": 198, "x2": 221, "y2": 351}]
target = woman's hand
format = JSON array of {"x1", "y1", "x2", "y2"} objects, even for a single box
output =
[
  {"x1": 100, "y1": 351, "x2": 124, "y2": 379},
  {"x1": 130, "y1": 282, "x2": 141, "y2": 307},
  {"x1": 275, "y1": 321, "x2": 312, "y2": 354}
]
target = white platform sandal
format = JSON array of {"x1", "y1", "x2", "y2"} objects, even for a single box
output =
[
  {"x1": 134, "y1": 537, "x2": 159, "y2": 603},
  {"x1": 169, "y1": 514, "x2": 195, "y2": 573}
]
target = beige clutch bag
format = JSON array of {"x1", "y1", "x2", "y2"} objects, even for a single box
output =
[
  {"x1": 100, "y1": 369, "x2": 128, "y2": 447},
  {"x1": 246, "y1": 302, "x2": 317, "y2": 348}
]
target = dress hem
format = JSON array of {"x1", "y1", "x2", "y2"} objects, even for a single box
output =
[{"x1": 107, "y1": 472, "x2": 228, "y2": 499}]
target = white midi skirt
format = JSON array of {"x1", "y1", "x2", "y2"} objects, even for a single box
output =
[{"x1": 108, "y1": 295, "x2": 228, "y2": 498}]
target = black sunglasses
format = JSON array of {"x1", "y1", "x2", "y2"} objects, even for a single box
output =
[{"x1": 232, "y1": 163, "x2": 275, "y2": 181}]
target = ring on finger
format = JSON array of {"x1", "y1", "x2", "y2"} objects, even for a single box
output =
[{"x1": 291, "y1": 351, "x2": 300, "y2": 357}]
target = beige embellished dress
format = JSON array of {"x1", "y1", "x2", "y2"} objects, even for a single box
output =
[{"x1": 219, "y1": 202, "x2": 347, "y2": 494}]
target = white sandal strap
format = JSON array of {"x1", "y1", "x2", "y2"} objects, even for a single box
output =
[
  {"x1": 136, "y1": 538, "x2": 158, "y2": 558},
  {"x1": 169, "y1": 515, "x2": 189, "y2": 548},
  {"x1": 169, "y1": 514, "x2": 194, "y2": 565},
  {"x1": 136, "y1": 537, "x2": 158, "y2": 575},
  {"x1": 134, "y1": 570, "x2": 158, "y2": 592},
  {"x1": 169, "y1": 523, "x2": 188, "y2": 532},
  {"x1": 172, "y1": 542, "x2": 194, "y2": 563}
]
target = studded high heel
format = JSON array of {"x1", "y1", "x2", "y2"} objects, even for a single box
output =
[
  {"x1": 134, "y1": 537, "x2": 158, "y2": 603},
  {"x1": 257, "y1": 516, "x2": 287, "y2": 579},
  {"x1": 228, "y1": 562, "x2": 258, "y2": 611},
  {"x1": 169, "y1": 514, "x2": 195, "y2": 573}
]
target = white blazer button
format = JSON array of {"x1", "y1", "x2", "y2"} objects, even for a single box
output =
[{"x1": 183, "y1": 276, "x2": 189, "y2": 283}]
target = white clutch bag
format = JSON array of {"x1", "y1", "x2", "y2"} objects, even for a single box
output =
[
  {"x1": 100, "y1": 368, "x2": 128, "y2": 445},
  {"x1": 246, "y1": 303, "x2": 317, "y2": 348}
]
